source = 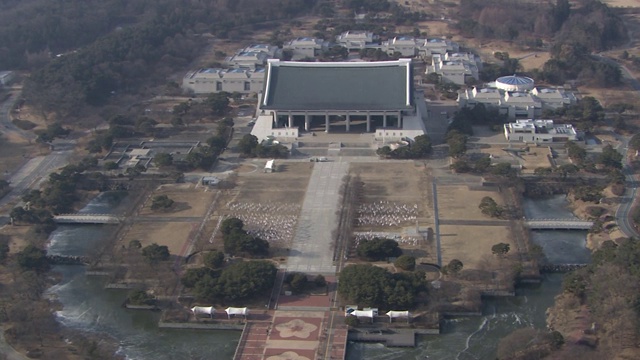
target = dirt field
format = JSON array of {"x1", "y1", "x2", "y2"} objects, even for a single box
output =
[
  {"x1": 477, "y1": 145, "x2": 553, "y2": 172},
  {"x1": 139, "y1": 184, "x2": 216, "y2": 217},
  {"x1": 232, "y1": 161, "x2": 312, "y2": 204},
  {"x1": 439, "y1": 224, "x2": 513, "y2": 270},
  {"x1": 350, "y1": 162, "x2": 433, "y2": 231},
  {"x1": 207, "y1": 161, "x2": 313, "y2": 251},
  {"x1": 119, "y1": 183, "x2": 220, "y2": 255},
  {"x1": 601, "y1": 0, "x2": 639, "y2": 7},
  {"x1": 436, "y1": 185, "x2": 504, "y2": 220},
  {"x1": 123, "y1": 222, "x2": 197, "y2": 255},
  {"x1": 0, "y1": 135, "x2": 32, "y2": 178}
]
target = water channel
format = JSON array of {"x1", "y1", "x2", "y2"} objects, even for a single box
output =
[
  {"x1": 45, "y1": 194, "x2": 589, "y2": 359},
  {"x1": 347, "y1": 195, "x2": 591, "y2": 360},
  {"x1": 45, "y1": 193, "x2": 240, "y2": 360}
]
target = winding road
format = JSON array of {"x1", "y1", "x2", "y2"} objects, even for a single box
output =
[{"x1": 0, "y1": 90, "x2": 75, "y2": 223}]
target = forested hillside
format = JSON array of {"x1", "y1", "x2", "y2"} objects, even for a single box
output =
[
  {"x1": 455, "y1": 0, "x2": 627, "y2": 51},
  {"x1": 19, "y1": 0, "x2": 317, "y2": 123},
  {"x1": 456, "y1": 0, "x2": 627, "y2": 87}
]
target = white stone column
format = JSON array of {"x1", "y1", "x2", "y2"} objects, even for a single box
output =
[
  {"x1": 288, "y1": 113, "x2": 294, "y2": 128},
  {"x1": 305, "y1": 114, "x2": 310, "y2": 131},
  {"x1": 366, "y1": 112, "x2": 371, "y2": 132},
  {"x1": 345, "y1": 114, "x2": 350, "y2": 132},
  {"x1": 273, "y1": 111, "x2": 278, "y2": 128},
  {"x1": 383, "y1": 112, "x2": 387, "y2": 128},
  {"x1": 325, "y1": 113, "x2": 330, "y2": 133}
]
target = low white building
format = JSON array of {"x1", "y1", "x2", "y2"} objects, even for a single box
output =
[
  {"x1": 0, "y1": 71, "x2": 14, "y2": 86},
  {"x1": 427, "y1": 52, "x2": 481, "y2": 85},
  {"x1": 242, "y1": 44, "x2": 278, "y2": 57},
  {"x1": 501, "y1": 92, "x2": 540, "y2": 119},
  {"x1": 381, "y1": 37, "x2": 460, "y2": 58},
  {"x1": 225, "y1": 50, "x2": 271, "y2": 69},
  {"x1": 418, "y1": 38, "x2": 459, "y2": 56},
  {"x1": 336, "y1": 31, "x2": 375, "y2": 50},
  {"x1": 382, "y1": 36, "x2": 419, "y2": 57},
  {"x1": 504, "y1": 119, "x2": 577, "y2": 143},
  {"x1": 283, "y1": 37, "x2": 327, "y2": 60},
  {"x1": 530, "y1": 87, "x2": 577, "y2": 110},
  {"x1": 182, "y1": 68, "x2": 265, "y2": 95},
  {"x1": 458, "y1": 84, "x2": 578, "y2": 120}
]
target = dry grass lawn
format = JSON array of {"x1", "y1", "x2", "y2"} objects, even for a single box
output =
[
  {"x1": 478, "y1": 145, "x2": 552, "y2": 172},
  {"x1": 0, "y1": 135, "x2": 35, "y2": 178},
  {"x1": 601, "y1": 0, "x2": 639, "y2": 6},
  {"x1": 0, "y1": 225, "x2": 31, "y2": 253},
  {"x1": 439, "y1": 224, "x2": 513, "y2": 269},
  {"x1": 205, "y1": 161, "x2": 313, "y2": 251},
  {"x1": 580, "y1": 84, "x2": 640, "y2": 109},
  {"x1": 232, "y1": 161, "x2": 312, "y2": 204},
  {"x1": 139, "y1": 184, "x2": 216, "y2": 217},
  {"x1": 437, "y1": 185, "x2": 504, "y2": 220},
  {"x1": 123, "y1": 222, "x2": 196, "y2": 255},
  {"x1": 351, "y1": 162, "x2": 433, "y2": 230}
]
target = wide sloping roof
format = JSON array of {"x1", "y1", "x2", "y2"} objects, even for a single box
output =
[{"x1": 261, "y1": 60, "x2": 413, "y2": 111}]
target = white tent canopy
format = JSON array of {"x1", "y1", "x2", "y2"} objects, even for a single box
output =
[
  {"x1": 191, "y1": 306, "x2": 215, "y2": 317},
  {"x1": 349, "y1": 309, "x2": 377, "y2": 323},
  {"x1": 225, "y1": 307, "x2": 249, "y2": 318},
  {"x1": 386, "y1": 310, "x2": 410, "y2": 322}
]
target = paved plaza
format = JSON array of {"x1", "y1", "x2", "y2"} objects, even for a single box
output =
[{"x1": 286, "y1": 161, "x2": 349, "y2": 274}]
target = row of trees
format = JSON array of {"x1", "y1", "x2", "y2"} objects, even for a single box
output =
[
  {"x1": 12, "y1": 157, "x2": 100, "y2": 217},
  {"x1": 181, "y1": 260, "x2": 277, "y2": 303},
  {"x1": 356, "y1": 237, "x2": 402, "y2": 261},
  {"x1": 338, "y1": 264, "x2": 428, "y2": 309},
  {"x1": 238, "y1": 134, "x2": 289, "y2": 159},
  {"x1": 220, "y1": 218, "x2": 269, "y2": 257},
  {"x1": 376, "y1": 134, "x2": 432, "y2": 159}
]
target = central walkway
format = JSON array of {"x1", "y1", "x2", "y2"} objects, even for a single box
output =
[{"x1": 286, "y1": 161, "x2": 349, "y2": 274}]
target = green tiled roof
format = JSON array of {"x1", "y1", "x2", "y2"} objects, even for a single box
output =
[{"x1": 261, "y1": 61, "x2": 413, "y2": 111}]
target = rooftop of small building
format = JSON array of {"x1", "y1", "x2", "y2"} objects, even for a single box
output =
[{"x1": 508, "y1": 119, "x2": 576, "y2": 135}]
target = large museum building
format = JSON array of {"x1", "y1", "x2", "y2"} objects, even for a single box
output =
[{"x1": 257, "y1": 59, "x2": 416, "y2": 134}]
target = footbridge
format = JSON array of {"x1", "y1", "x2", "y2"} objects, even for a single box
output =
[
  {"x1": 525, "y1": 218, "x2": 593, "y2": 230},
  {"x1": 53, "y1": 214, "x2": 122, "y2": 224}
]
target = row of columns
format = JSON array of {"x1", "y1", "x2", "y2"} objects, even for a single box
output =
[{"x1": 284, "y1": 112, "x2": 401, "y2": 133}]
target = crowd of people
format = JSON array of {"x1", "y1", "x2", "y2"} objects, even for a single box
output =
[
  {"x1": 355, "y1": 201, "x2": 419, "y2": 227},
  {"x1": 227, "y1": 201, "x2": 300, "y2": 244}
]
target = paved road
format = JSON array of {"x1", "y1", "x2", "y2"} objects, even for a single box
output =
[
  {"x1": 614, "y1": 136, "x2": 640, "y2": 238},
  {"x1": 439, "y1": 219, "x2": 509, "y2": 226},
  {"x1": 593, "y1": 54, "x2": 640, "y2": 238},
  {"x1": 0, "y1": 89, "x2": 36, "y2": 142},
  {"x1": 0, "y1": 331, "x2": 28, "y2": 360},
  {"x1": 286, "y1": 161, "x2": 349, "y2": 274},
  {"x1": 0, "y1": 142, "x2": 74, "y2": 220}
]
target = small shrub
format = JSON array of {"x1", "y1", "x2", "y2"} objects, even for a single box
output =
[
  {"x1": 394, "y1": 255, "x2": 416, "y2": 271},
  {"x1": 585, "y1": 206, "x2": 606, "y2": 219},
  {"x1": 150, "y1": 195, "x2": 174, "y2": 211},
  {"x1": 345, "y1": 316, "x2": 360, "y2": 327},
  {"x1": 129, "y1": 240, "x2": 142, "y2": 249},
  {"x1": 610, "y1": 183, "x2": 625, "y2": 196},
  {"x1": 128, "y1": 290, "x2": 155, "y2": 306}
]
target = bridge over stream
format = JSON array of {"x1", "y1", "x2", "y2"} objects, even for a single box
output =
[
  {"x1": 53, "y1": 214, "x2": 122, "y2": 224},
  {"x1": 525, "y1": 218, "x2": 593, "y2": 230}
]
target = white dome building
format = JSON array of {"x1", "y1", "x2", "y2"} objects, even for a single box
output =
[{"x1": 495, "y1": 75, "x2": 534, "y2": 92}]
